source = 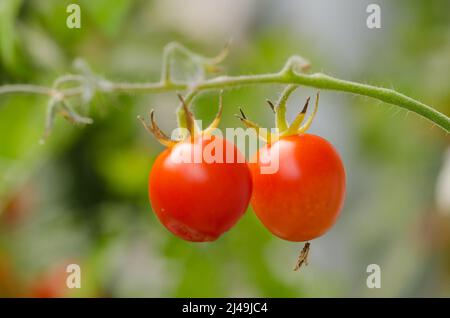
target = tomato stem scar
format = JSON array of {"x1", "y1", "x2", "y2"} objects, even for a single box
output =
[{"x1": 294, "y1": 242, "x2": 311, "y2": 271}]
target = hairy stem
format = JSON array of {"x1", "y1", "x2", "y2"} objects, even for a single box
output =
[
  {"x1": 1, "y1": 55, "x2": 449, "y2": 132},
  {"x1": 0, "y1": 84, "x2": 56, "y2": 96},
  {"x1": 93, "y1": 72, "x2": 450, "y2": 131}
]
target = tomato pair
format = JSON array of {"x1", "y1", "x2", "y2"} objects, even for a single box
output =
[{"x1": 142, "y1": 88, "x2": 345, "y2": 245}]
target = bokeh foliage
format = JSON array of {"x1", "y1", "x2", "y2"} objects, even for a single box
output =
[{"x1": 0, "y1": 0, "x2": 449, "y2": 297}]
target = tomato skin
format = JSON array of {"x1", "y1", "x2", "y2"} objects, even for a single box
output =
[
  {"x1": 249, "y1": 134, "x2": 346, "y2": 242},
  {"x1": 149, "y1": 135, "x2": 252, "y2": 242},
  {"x1": 30, "y1": 270, "x2": 67, "y2": 298},
  {"x1": 30, "y1": 262, "x2": 73, "y2": 298}
]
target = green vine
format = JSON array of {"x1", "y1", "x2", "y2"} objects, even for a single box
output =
[{"x1": 0, "y1": 42, "x2": 449, "y2": 138}]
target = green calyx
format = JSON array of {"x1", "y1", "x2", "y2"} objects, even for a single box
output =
[
  {"x1": 235, "y1": 85, "x2": 319, "y2": 144},
  {"x1": 138, "y1": 92, "x2": 223, "y2": 147}
]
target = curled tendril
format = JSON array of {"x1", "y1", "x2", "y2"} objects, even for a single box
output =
[
  {"x1": 39, "y1": 68, "x2": 96, "y2": 143},
  {"x1": 161, "y1": 40, "x2": 230, "y2": 84}
]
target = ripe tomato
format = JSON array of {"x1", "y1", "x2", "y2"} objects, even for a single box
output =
[
  {"x1": 249, "y1": 134, "x2": 345, "y2": 242},
  {"x1": 30, "y1": 264, "x2": 69, "y2": 298},
  {"x1": 149, "y1": 135, "x2": 252, "y2": 242}
]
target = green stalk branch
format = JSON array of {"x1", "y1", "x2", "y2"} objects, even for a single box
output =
[
  {"x1": 0, "y1": 84, "x2": 56, "y2": 96},
  {"x1": 0, "y1": 43, "x2": 449, "y2": 134}
]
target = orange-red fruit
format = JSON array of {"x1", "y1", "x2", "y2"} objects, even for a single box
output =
[
  {"x1": 149, "y1": 135, "x2": 252, "y2": 242},
  {"x1": 249, "y1": 134, "x2": 346, "y2": 242},
  {"x1": 30, "y1": 263, "x2": 70, "y2": 298}
]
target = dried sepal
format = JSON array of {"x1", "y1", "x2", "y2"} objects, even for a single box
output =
[
  {"x1": 236, "y1": 89, "x2": 319, "y2": 144},
  {"x1": 297, "y1": 92, "x2": 319, "y2": 134},
  {"x1": 234, "y1": 108, "x2": 276, "y2": 144},
  {"x1": 293, "y1": 242, "x2": 311, "y2": 271},
  {"x1": 266, "y1": 100, "x2": 276, "y2": 114},
  {"x1": 281, "y1": 96, "x2": 310, "y2": 136},
  {"x1": 177, "y1": 94, "x2": 198, "y2": 139},
  {"x1": 137, "y1": 111, "x2": 177, "y2": 148}
]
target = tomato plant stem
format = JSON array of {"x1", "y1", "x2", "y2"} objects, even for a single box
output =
[{"x1": 1, "y1": 43, "x2": 449, "y2": 133}]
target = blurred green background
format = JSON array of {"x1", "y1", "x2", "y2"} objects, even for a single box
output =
[{"x1": 1, "y1": 0, "x2": 450, "y2": 297}]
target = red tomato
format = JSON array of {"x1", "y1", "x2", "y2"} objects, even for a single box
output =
[
  {"x1": 30, "y1": 264, "x2": 68, "y2": 298},
  {"x1": 149, "y1": 135, "x2": 252, "y2": 242},
  {"x1": 1, "y1": 182, "x2": 38, "y2": 226},
  {"x1": 249, "y1": 134, "x2": 346, "y2": 242}
]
